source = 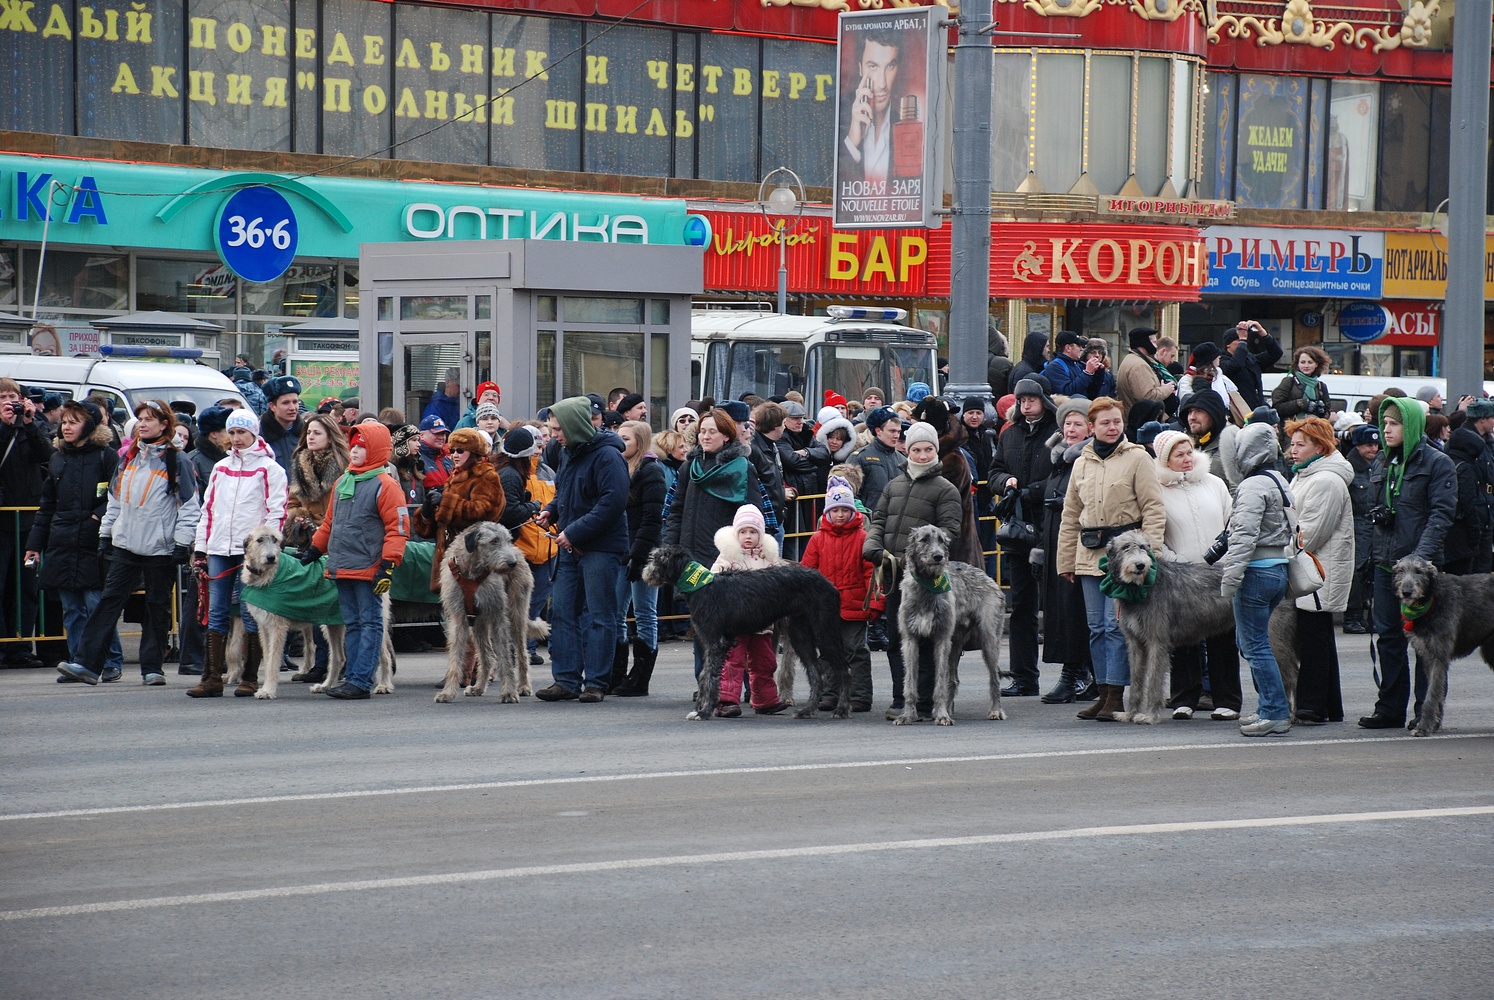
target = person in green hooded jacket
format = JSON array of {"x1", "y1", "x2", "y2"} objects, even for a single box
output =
[{"x1": 1359, "y1": 396, "x2": 1457, "y2": 730}]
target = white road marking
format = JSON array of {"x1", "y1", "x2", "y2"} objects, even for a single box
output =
[
  {"x1": 0, "y1": 731, "x2": 1486, "y2": 823},
  {"x1": 3, "y1": 805, "x2": 1490, "y2": 922}
]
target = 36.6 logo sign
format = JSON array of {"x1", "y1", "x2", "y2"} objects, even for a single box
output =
[{"x1": 215, "y1": 186, "x2": 299, "y2": 283}]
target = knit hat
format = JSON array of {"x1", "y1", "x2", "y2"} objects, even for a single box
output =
[
  {"x1": 906, "y1": 382, "x2": 932, "y2": 403},
  {"x1": 1467, "y1": 399, "x2": 1494, "y2": 419},
  {"x1": 733, "y1": 504, "x2": 766, "y2": 534},
  {"x1": 501, "y1": 425, "x2": 538, "y2": 458},
  {"x1": 996, "y1": 393, "x2": 1017, "y2": 421},
  {"x1": 197, "y1": 405, "x2": 231, "y2": 436},
  {"x1": 1128, "y1": 327, "x2": 1158, "y2": 352},
  {"x1": 61, "y1": 399, "x2": 103, "y2": 437},
  {"x1": 1222, "y1": 329, "x2": 1241, "y2": 346},
  {"x1": 670, "y1": 406, "x2": 699, "y2": 426},
  {"x1": 1152, "y1": 429, "x2": 1190, "y2": 470},
  {"x1": 617, "y1": 392, "x2": 645, "y2": 415},
  {"x1": 864, "y1": 388, "x2": 886, "y2": 403},
  {"x1": 1054, "y1": 396, "x2": 1090, "y2": 428},
  {"x1": 961, "y1": 396, "x2": 985, "y2": 413},
  {"x1": 816, "y1": 405, "x2": 843, "y2": 426},
  {"x1": 391, "y1": 423, "x2": 420, "y2": 454},
  {"x1": 864, "y1": 406, "x2": 897, "y2": 431},
  {"x1": 476, "y1": 402, "x2": 501, "y2": 421},
  {"x1": 903, "y1": 421, "x2": 939, "y2": 450},
  {"x1": 824, "y1": 475, "x2": 856, "y2": 513},
  {"x1": 447, "y1": 427, "x2": 489, "y2": 458},
  {"x1": 475, "y1": 380, "x2": 501, "y2": 403},
  {"x1": 1248, "y1": 405, "x2": 1280, "y2": 426},
  {"x1": 225, "y1": 409, "x2": 258, "y2": 434},
  {"x1": 824, "y1": 390, "x2": 848, "y2": 409}
]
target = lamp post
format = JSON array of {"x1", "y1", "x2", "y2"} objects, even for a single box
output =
[{"x1": 758, "y1": 166, "x2": 805, "y2": 315}]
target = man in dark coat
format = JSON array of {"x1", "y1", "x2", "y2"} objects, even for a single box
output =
[
  {"x1": 258, "y1": 375, "x2": 304, "y2": 477},
  {"x1": 1220, "y1": 321, "x2": 1283, "y2": 410},
  {"x1": 777, "y1": 400, "x2": 827, "y2": 555},
  {"x1": 1010, "y1": 332, "x2": 1050, "y2": 388},
  {"x1": 536, "y1": 395, "x2": 630, "y2": 702},
  {"x1": 1441, "y1": 400, "x2": 1494, "y2": 575},
  {"x1": 989, "y1": 378, "x2": 1057, "y2": 696},
  {"x1": 1342, "y1": 423, "x2": 1379, "y2": 633},
  {"x1": 986, "y1": 327, "x2": 1014, "y2": 399},
  {"x1": 0, "y1": 379, "x2": 51, "y2": 668}
]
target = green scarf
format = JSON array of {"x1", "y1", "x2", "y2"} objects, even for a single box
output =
[
  {"x1": 1290, "y1": 453, "x2": 1324, "y2": 474},
  {"x1": 335, "y1": 465, "x2": 385, "y2": 500},
  {"x1": 1401, "y1": 596, "x2": 1433, "y2": 632},
  {"x1": 689, "y1": 452, "x2": 749, "y2": 505},
  {"x1": 914, "y1": 569, "x2": 951, "y2": 593},
  {"x1": 1097, "y1": 552, "x2": 1158, "y2": 602},
  {"x1": 676, "y1": 561, "x2": 715, "y2": 593},
  {"x1": 1148, "y1": 358, "x2": 1179, "y2": 384},
  {"x1": 1293, "y1": 370, "x2": 1321, "y2": 402}
]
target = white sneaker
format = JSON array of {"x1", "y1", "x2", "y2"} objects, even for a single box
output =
[
  {"x1": 1211, "y1": 707, "x2": 1240, "y2": 721},
  {"x1": 1240, "y1": 717, "x2": 1291, "y2": 737},
  {"x1": 1172, "y1": 706, "x2": 1194, "y2": 720}
]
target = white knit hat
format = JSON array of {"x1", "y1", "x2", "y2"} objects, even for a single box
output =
[
  {"x1": 225, "y1": 409, "x2": 258, "y2": 434},
  {"x1": 1151, "y1": 429, "x2": 1190, "y2": 470},
  {"x1": 903, "y1": 421, "x2": 939, "y2": 449}
]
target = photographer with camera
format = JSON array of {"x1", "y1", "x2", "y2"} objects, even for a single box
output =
[
  {"x1": 0, "y1": 379, "x2": 52, "y2": 669},
  {"x1": 1359, "y1": 398, "x2": 1457, "y2": 730},
  {"x1": 1222, "y1": 320, "x2": 1284, "y2": 411},
  {"x1": 1271, "y1": 346, "x2": 1334, "y2": 425}
]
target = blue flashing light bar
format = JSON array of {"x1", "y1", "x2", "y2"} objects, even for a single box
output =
[
  {"x1": 99, "y1": 345, "x2": 205, "y2": 360},
  {"x1": 826, "y1": 306, "x2": 909, "y2": 323}
]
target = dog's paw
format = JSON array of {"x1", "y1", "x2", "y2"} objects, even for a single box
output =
[
  {"x1": 1112, "y1": 711, "x2": 1133, "y2": 723},
  {"x1": 792, "y1": 706, "x2": 816, "y2": 720},
  {"x1": 935, "y1": 715, "x2": 954, "y2": 727},
  {"x1": 1129, "y1": 713, "x2": 1157, "y2": 726},
  {"x1": 831, "y1": 706, "x2": 851, "y2": 720},
  {"x1": 253, "y1": 688, "x2": 277, "y2": 700},
  {"x1": 519, "y1": 685, "x2": 533, "y2": 697},
  {"x1": 987, "y1": 709, "x2": 1006, "y2": 721},
  {"x1": 499, "y1": 691, "x2": 519, "y2": 704},
  {"x1": 892, "y1": 715, "x2": 915, "y2": 726},
  {"x1": 309, "y1": 682, "x2": 330, "y2": 694},
  {"x1": 685, "y1": 710, "x2": 702, "y2": 721},
  {"x1": 434, "y1": 691, "x2": 454, "y2": 704},
  {"x1": 464, "y1": 686, "x2": 483, "y2": 697},
  {"x1": 373, "y1": 683, "x2": 393, "y2": 695}
]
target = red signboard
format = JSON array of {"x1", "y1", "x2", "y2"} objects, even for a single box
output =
[
  {"x1": 699, "y1": 210, "x2": 933, "y2": 296},
  {"x1": 979, "y1": 223, "x2": 1208, "y2": 302},
  {"x1": 1378, "y1": 300, "x2": 1441, "y2": 346}
]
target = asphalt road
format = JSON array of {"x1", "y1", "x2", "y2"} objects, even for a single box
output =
[{"x1": 3, "y1": 634, "x2": 1492, "y2": 1000}]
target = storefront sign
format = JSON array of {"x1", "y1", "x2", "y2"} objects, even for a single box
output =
[
  {"x1": 0, "y1": 154, "x2": 693, "y2": 256},
  {"x1": 832, "y1": 8, "x2": 946, "y2": 229},
  {"x1": 216, "y1": 186, "x2": 298, "y2": 283},
  {"x1": 1382, "y1": 232, "x2": 1494, "y2": 299},
  {"x1": 1338, "y1": 300, "x2": 1442, "y2": 347},
  {"x1": 1335, "y1": 302, "x2": 1388, "y2": 343},
  {"x1": 1098, "y1": 197, "x2": 1235, "y2": 221},
  {"x1": 290, "y1": 358, "x2": 361, "y2": 408},
  {"x1": 1203, "y1": 227, "x2": 1383, "y2": 298},
  {"x1": 986, "y1": 224, "x2": 1207, "y2": 302},
  {"x1": 699, "y1": 210, "x2": 929, "y2": 295}
]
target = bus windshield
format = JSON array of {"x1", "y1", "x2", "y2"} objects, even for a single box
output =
[
  {"x1": 815, "y1": 343, "x2": 936, "y2": 403},
  {"x1": 705, "y1": 341, "x2": 806, "y2": 401}
]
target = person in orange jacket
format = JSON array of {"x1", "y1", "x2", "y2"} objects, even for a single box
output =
[{"x1": 305, "y1": 422, "x2": 408, "y2": 699}]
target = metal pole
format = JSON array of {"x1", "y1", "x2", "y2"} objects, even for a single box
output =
[
  {"x1": 777, "y1": 219, "x2": 788, "y2": 315},
  {"x1": 942, "y1": 0, "x2": 994, "y2": 402},
  {"x1": 1444, "y1": 5, "x2": 1490, "y2": 401},
  {"x1": 30, "y1": 179, "x2": 65, "y2": 321}
]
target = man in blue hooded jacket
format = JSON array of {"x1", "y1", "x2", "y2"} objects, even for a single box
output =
[{"x1": 535, "y1": 395, "x2": 630, "y2": 702}]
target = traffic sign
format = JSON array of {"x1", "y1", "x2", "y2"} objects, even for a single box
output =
[{"x1": 215, "y1": 186, "x2": 298, "y2": 283}]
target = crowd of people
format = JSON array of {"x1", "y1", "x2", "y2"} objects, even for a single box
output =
[{"x1": 3, "y1": 319, "x2": 1492, "y2": 734}]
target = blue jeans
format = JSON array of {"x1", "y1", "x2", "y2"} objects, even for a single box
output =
[
  {"x1": 59, "y1": 588, "x2": 123, "y2": 673},
  {"x1": 1233, "y1": 563, "x2": 1289, "y2": 721},
  {"x1": 550, "y1": 548, "x2": 624, "y2": 692},
  {"x1": 335, "y1": 578, "x2": 383, "y2": 691},
  {"x1": 613, "y1": 575, "x2": 658, "y2": 649},
  {"x1": 1080, "y1": 575, "x2": 1130, "y2": 686},
  {"x1": 206, "y1": 554, "x2": 256, "y2": 635},
  {"x1": 527, "y1": 558, "x2": 554, "y2": 657}
]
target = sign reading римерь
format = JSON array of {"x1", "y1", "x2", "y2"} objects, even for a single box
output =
[{"x1": 1203, "y1": 226, "x2": 1383, "y2": 299}]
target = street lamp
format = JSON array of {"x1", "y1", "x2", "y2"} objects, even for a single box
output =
[{"x1": 758, "y1": 166, "x2": 805, "y2": 315}]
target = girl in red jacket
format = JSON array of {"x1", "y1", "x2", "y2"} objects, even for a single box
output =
[{"x1": 801, "y1": 476, "x2": 882, "y2": 713}]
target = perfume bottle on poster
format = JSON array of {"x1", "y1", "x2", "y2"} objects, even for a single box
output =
[{"x1": 892, "y1": 95, "x2": 923, "y2": 180}]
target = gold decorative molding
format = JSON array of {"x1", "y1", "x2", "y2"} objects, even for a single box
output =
[
  {"x1": 1127, "y1": 0, "x2": 1202, "y2": 24},
  {"x1": 758, "y1": 0, "x2": 952, "y2": 12},
  {"x1": 1207, "y1": 0, "x2": 1442, "y2": 54}
]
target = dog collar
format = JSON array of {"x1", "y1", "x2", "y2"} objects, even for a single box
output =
[
  {"x1": 1400, "y1": 596, "x2": 1432, "y2": 631},
  {"x1": 914, "y1": 571, "x2": 951, "y2": 594},
  {"x1": 1097, "y1": 552, "x2": 1158, "y2": 602},
  {"x1": 676, "y1": 561, "x2": 715, "y2": 593}
]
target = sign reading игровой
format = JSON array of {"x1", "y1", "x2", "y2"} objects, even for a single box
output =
[{"x1": 1203, "y1": 227, "x2": 1383, "y2": 299}]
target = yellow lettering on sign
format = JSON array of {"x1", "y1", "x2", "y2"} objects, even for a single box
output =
[
  {"x1": 261, "y1": 24, "x2": 286, "y2": 56},
  {"x1": 490, "y1": 93, "x2": 514, "y2": 125},
  {"x1": 226, "y1": 73, "x2": 252, "y2": 105},
  {"x1": 701, "y1": 65, "x2": 723, "y2": 94},
  {"x1": 616, "y1": 104, "x2": 639, "y2": 134},
  {"x1": 0, "y1": 0, "x2": 38, "y2": 33},
  {"x1": 225, "y1": 21, "x2": 250, "y2": 53},
  {"x1": 676, "y1": 63, "x2": 694, "y2": 91},
  {"x1": 150, "y1": 64, "x2": 177, "y2": 98},
  {"x1": 815, "y1": 74, "x2": 832, "y2": 101},
  {"x1": 125, "y1": 9, "x2": 150, "y2": 42},
  {"x1": 899, "y1": 237, "x2": 927, "y2": 283},
  {"x1": 545, "y1": 99, "x2": 576, "y2": 129},
  {"x1": 263, "y1": 75, "x2": 287, "y2": 107},
  {"x1": 525, "y1": 50, "x2": 548, "y2": 80},
  {"x1": 829, "y1": 233, "x2": 857, "y2": 280},
  {"x1": 732, "y1": 67, "x2": 752, "y2": 96},
  {"x1": 674, "y1": 108, "x2": 693, "y2": 137},
  {"x1": 327, "y1": 32, "x2": 353, "y2": 66},
  {"x1": 862, "y1": 237, "x2": 895, "y2": 281},
  {"x1": 424, "y1": 89, "x2": 448, "y2": 120},
  {"x1": 322, "y1": 76, "x2": 349, "y2": 112},
  {"x1": 646, "y1": 60, "x2": 668, "y2": 89},
  {"x1": 295, "y1": 27, "x2": 315, "y2": 59},
  {"x1": 644, "y1": 107, "x2": 666, "y2": 136},
  {"x1": 763, "y1": 70, "x2": 779, "y2": 98},
  {"x1": 42, "y1": 4, "x2": 70, "y2": 39},
  {"x1": 362, "y1": 35, "x2": 383, "y2": 65},
  {"x1": 429, "y1": 42, "x2": 450, "y2": 72},
  {"x1": 585, "y1": 102, "x2": 607, "y2": 132},
  {"x1": 394, "y1": 87, "x2": 419, "y2": 118},
  {"x1": 1127, "y1": 239, "x2": 1155, "y2": 284},
  {"x1": 1049, "y1": 238, "x2": 1082, "y2": 283},
  {"x1": 586, "y1": 54, "x2": 607, "y2": 84},
  {"x1": 110, "y1": 61, "x2": 139, "y2": 94},
  {"x1": 491, "y1": 47, "x2": 514, "y2": 77},
  {"x1": 190, "y1": 69, "x2": 216, "y2": 104},
  {"x1": 788, "y1": 72, "x2": 806, "y2": 99},
  {"x1": 362, "y1": 84, "x2": 386, "y2": 114},
  {"x1": 459, "y1": 43, "x2": 483, "y2": 74},
  {"x1": 395, "y1": 37, "x2": 420, "y2": 69}
]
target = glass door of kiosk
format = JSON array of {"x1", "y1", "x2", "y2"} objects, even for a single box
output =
[
  {"x1": 395, "y1": 332, "x2": 473, "y2": 427},
  {"x1": 382, "y1": 291, "x2": 495, "y2": 423}
]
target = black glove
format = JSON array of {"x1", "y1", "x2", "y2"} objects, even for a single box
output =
[
  {"x1": 864, "y1": 548, "x2": 884, "y2": 565},
  {"x1": 172, "y1": 544, "x2": 191, "y2": 565},
  {"x1": 373, "y1": 559, "x2": 396, "y2": 596},
  {"x1": 98, "y1": 538, "x2": 114, "y2": 560},
  {"x1": 298, "y1": 545, "x2": 322, "y2": 565},
  {"x1": 627, "y1": 558, "x2": 644, "y2": 582},
  {"x1": 421, "y1": 488, "x2": 443, "y2": 517}
]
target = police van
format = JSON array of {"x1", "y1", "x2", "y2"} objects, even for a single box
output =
[
  {"x1": 691, "y1": 306, "x2": 938, "y2": 406},
  {"x1": 4, "y1": 354, "x2": 246, "y2": 416}
]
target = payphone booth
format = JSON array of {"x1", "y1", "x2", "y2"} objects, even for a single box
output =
[
  {"x1": 282, "y1": 316, "x2": 361, "y2": 409},
  {"x1": 357, "y1": 240, "x2": 703, "y2": 428},
  {"x1": 90, "y1": 311, "x2": 224, "y2": 363},
  {"x1": 0, "y1": 311, "x2": 30, "y2": 354}
]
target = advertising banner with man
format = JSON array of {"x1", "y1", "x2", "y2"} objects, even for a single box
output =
[{"x1": 833, "y1": 8, "x2": 945, "y2": 229}]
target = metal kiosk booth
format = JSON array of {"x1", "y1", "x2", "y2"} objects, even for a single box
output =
[
  {"x1": 0, "y1": 311, "x2": 31, "y2": 354},
  {"x1": 281, "y1": 317, "x2": 361, "y2": 410},
  {"x1": 358, "y1": 240, "x2": 703, "y2": 426},
  {"x1": 89, "y1": 311, "x2": 224, "y2": 364}
]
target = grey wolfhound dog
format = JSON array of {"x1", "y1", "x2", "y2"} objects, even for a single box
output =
[
  {"x1": 641, "y1": 543, "x2": 850, "y2": 720},
  {"x1": 233, "y1": 525, "x2": 392, "y2": 699},
  {"x1": 1105, "y1": 530, "x2": 1296, "y2": 725},
  {"x1": 435, "y1": 522, "x2": 549, "y2": 704},
  {"x1": 1392, "y1": 555, "x2": 1494, "y2": 736},
  {"x1": 895, "y1": 525, "x2": 1007, "y2": 727}
]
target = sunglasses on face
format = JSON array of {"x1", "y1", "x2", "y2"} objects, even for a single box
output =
[{"x1": 451, "y1": 448, "x2": 470, "y2": 455}]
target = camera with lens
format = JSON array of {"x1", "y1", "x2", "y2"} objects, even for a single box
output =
[
  {"x1": 1368, "y1": 505, "x2": 1396, "y2": 528},
  {"x1": 1203, "y1": 529, "x2": 1230, "y2": 565}
]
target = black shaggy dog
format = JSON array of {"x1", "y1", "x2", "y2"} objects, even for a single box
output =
[
  {"x1": 641, "y1": 544, "x2": 851, "y2": 720},
  {"x1": 1393, "y1": 555, "x2": 1494, "y2": 736}
]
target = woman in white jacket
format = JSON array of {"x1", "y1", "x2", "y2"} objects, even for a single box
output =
[
  {"x1": 186, "y1": 409, "x2": 288, "y2": 699},
  {"x1": 1285, "y1": 416, "x2": 1355, "y2": 724},
  {"x1": 1152, "y1": 430, "x2": 1242, "y2": 721}
]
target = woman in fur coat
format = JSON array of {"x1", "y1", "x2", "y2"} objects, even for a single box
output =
[
  {"x1": 413, "y1": 427, "x2": 507, "y2": 593},
  {"x1": 284, "y1": 414, "x2": 350, "y2": 550}
]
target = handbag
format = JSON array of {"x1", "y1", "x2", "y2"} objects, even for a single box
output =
[
  {"x1": 995, "y1": 493, "x2": 1039, "y2": 547},
  {"x1": 1263, "y1": 473, "x2": 1324, "y2": 600},
  {"x1": 1227, "y1": 389, "x2": 1253, "y2": 427}
]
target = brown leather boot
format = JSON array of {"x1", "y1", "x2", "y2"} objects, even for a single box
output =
[
  {"x1": 1093, "y1": 684, "x2": 1126, "y2": 721},
  {"x1": 1076, "y1": 684, "x2": 1111, "y2": 720},
  {"x1": 187, "y1": 631, "x2": 226, "y2": 698},
  {"x1": 234, "y1": 633, "x2": 262, "y2": 697}
]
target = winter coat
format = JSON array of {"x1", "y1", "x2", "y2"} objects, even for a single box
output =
[
  {"x1": 863, "y1": 462, "x2": 965, "y2": 565},
  {"x1": 1346, "y1": 447, "x2": 1376, "y2": 565},
  {"x1": 1444, "y1": 426, "x2": 1494, "y2": 564},
  {"x1": 939, "y1": 422, "x2": 985, "y2": 567},
  {"x1": 189, "y1": 437, "x2": 227, "y2": 501},
  {"x1": 414, "y1": 457, "x2": 507, "y2": 589},
  {"x1": 802, "y1": 508, "x2": 881, "y2": 621},
  {"x1": 1177, "y1": 369, "x2": 1239, "y2": 411},
  {"x1": 421, "y1": 390, "x2": 461, "y2": 431},
  {"x1": 964, "y1": 418, "x2": 1000, "y2": 507},
  {"x1": 420, "y1": 442, "x2": 452, "y2": 489},
  {"x1": 25, "y1": 422, "x2": 117, "y2": 591},
  {"x1": 749, "y1": 430, "x2": 787, "y2": 516},
  {"x1": 1289, "y1": 450, "x2": 1355, "y2": 612},
  {"x1": 816, "y1": 417, "x2": 858, "y2": 465},
  {"x1": 1369, "y1": 438, "x2": 1458, "y2": 567},
  {"x1": 1042, "y1": 355, "x2": 1114, "y2": 400},
  {"x1": 779, "y1": 424, "x2": 828, "y2": 497},
  {"x1": 1217, "y1": 424, "x2": 1295, "y2": 597},
  {"x1": 1179, "y1": 389, "x2": 1241, "y2": 491},
  {"x1": 1270, "y1": 373, "x2": 1332, "y2": 422},
  {"x1": 194, "y1": 439, "x2": 289, "y2": 557},
  {"x1": 1010, "y1": 333, "x2": 1050, "y2": 389},
  {"x1": 1116, "y1": 351, "x2": 1176, "y2": 416},
  {"x1": 1156, "y1": 451, "x2": 1232, "y2": 564},
  {"x1": 493, "y1": 459, "x2": 542, "y2": 534},
  {"x1": 624, "y1": 456, "x2": 666, "y2": 578},
  {"x1": 0, "y1": 414, "x2": 51, "y2": 506},
  {"x1": 1040, "y1": 432, "x2": 1089, "y2": 665},
  {"x1": 311, "y1": 424, "x2": 408, "y2": 581},
  {"x1": 1220, "y1": 334, "x2": 1283, "y2": 410},
  {"x1": 101, "y1": 441, "x2": 202, "y2": 560},
  {"x1": 848, "y1": 437, "x2": 906, "y2": 514},
  {"x1": 544, "y1": 428, "x2": 630, "y2": 554},
  {"x1": 661, "y1": 440, "x2": 766, "y2": 566},
  {"x1": 259, "y1": 412, "x2": 303, "y2": 476},
  {"x1": 710, "y1": 525, "x2": 782, "y2": 574},
  {"x1": 1056, "y1": 439, "x2": 1165, "y2": 578},
  {"x1": 284, "y1": 445, "x2": 347, "y2": 548},
  {"x1": 990, "y1": 410, "x2": 1057, "y2": 517}
]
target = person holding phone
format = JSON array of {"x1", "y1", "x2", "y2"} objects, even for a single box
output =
[{"x1": 839, "y1": 31, "x2": 902, "y2": 189}]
